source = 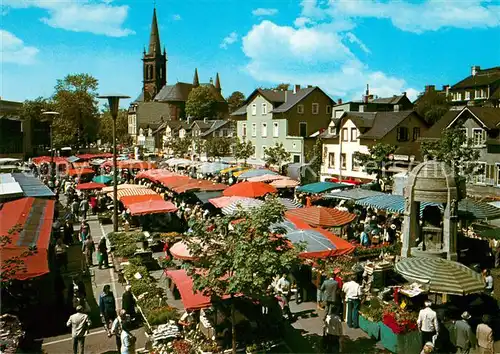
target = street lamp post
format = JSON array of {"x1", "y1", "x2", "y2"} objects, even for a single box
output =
[
  {"x1": 98, "y1": 94, "x2": 130, "y2": 232},
  {"x1": 42, "y1": 111, "x2": 60, "y2": 187}
]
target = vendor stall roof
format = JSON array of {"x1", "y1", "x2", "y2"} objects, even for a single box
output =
[
  {"x1": 0, "y1": 182, "x2": 24, "y2": 199},
  {"x1": 208, "y1": 196, "x2": 246, "y2": 209},
  {"x1": 355, "y1": 194, "x2": 441, "y2": 214},
  {"x1": 285, "y1": 206, "x2": 355, "y2": 227},
  {"x1": 0, "y1": 158, "x2": 21, "y2": 165},
  {"x1": 296, "y1": 182, "x2": 347, "y2": 194},
  {"x1": 223, "y1": 181, "x2": 277, "y2": 198},
  {"x1": 11, "y1": 173, "x2": 55, "y2": 197},
  {"x1": 323, "y1": 188, "x2": 385, "y2": 201},
  {"x1": 114, "y1": 188, "x2": 158, "y2": 201},
  {"x1": 123, "y1": 197, "x2": 177, "y2": 215},
  {"x1": 194, "y1": 191, "x2": 223, "y2": 204},
  {"x1": 76, "y1": 182, "x2": 106, "y2": 190},
  {"x1": 102, "y1": 184, "x2": 148, "y2": 193},
  {"x1": 236, "y1": 169, "x2": 278, "y2": 179},
  {"x1": 459, "y1": 199, "x2": 500, "y2": 220},
  {"x1": 66, "y1": 156, "x2": 80, "y2": 163}
]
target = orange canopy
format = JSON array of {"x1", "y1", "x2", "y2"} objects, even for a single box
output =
[
  {"x1": 285, "y1": 206, "x2": 356, "y2": 227},
  {"x1": 67, "y1": 168, "x2": 95, "y2": 177},
  {"x1": 121, "y1": 194, "x2": 177, "y2": 215},
  {"x1": 115, "y1": 188, "x2": 158, "y2": 200},
  {"x1": 158, "y1": 175, "x2": 191, "y2": 189},
  {"x1": 222, "y1": 181, "x2": 277, "y2": 198},
  {"x1": 32, "y1": 156, "x2": 68, "y2": 165},
  {"x1": 72, "y1": 161, "x2": 91, "y2": 168},
  {"x1": 117, "y1": 160, "x2": 156, "y2": 170},
  {"x1": 172, "y1": 180, "x2": 227, "y2": 194},
  {"x1": 76, "y1": 182, "x2": 106, "y2": 190},
  {"x1": 135, "y1": 169, "x2": 177, "y2": 182}
]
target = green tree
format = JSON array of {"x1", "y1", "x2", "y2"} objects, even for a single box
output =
[
  {"x1": 21, "y1": 98, "x2": 54, "y2": 149},
  {"x1": 191, "y1": 137, "x2": 206, "y2": 158},
  {"x1": 185, "y1": 86, "x2": 218, "y2": 119},
  {"x1": 53, "y1": 73, "x2": 100, "y2": 148},
  {"x1": 183, "y1": 198, "x2": 303, "y2": 353},
  {"x1": 261, "y1": 83, "x2": 290, "y2": 91},
  {"x1": 205, "y1": 137, "x2": 234, "y2": 160},
  {"x1": 98, "y1": 106, "x2": 130, "y2": 145},
  {"x1": 264, "y1": 142, "x2": 291, "y2": 170},
  {"x1": 421, "y1": 127, "x2": 481, "y2": 177},
  {"x1": 304, "y1": 137, "x2": 323, "y2": 182},
  {"x1": 233, "y1": 139, "x2": 254, "y2": 165},
  {"x1": 167, "y1": 137, "x2": 192, "y2": 157},
  {"x1": 226, "y1": 91, "x2": 245, "y2": 113},
  {"x1": 353, "y1": 143, "x2": 397, "y2": 190},
  {"x1": 415, "y1": 89, "x2": 450, "y2": 125}
]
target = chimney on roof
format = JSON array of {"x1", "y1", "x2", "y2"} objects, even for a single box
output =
[
  {"x1": 443, "y1": 85, "x2": 450, "y2": 96},
  {"x1": 284, "y1": 91, "x2": 288, "y2": 102},
  {"x1": 294, "y1": 84, "x2": 300, "y2": 94},
  {"x1": 364, "y1": 84, "x2": 370, "y2": 103},
  {"x1": 338, "y1": 98, "x2": 343, "y2": 105},
  {"x1": 402, "y1": 92, "x2": 406, "y2": 96},
  {"x1": 425, "y1": 85, "x2": 435, "y2": 93},
  {"x1": 307, "y1": 85, "x2": 312, "y2": 88},
  {"x1": 471, "y1": 66, "x2": 480, "y2": 76}
]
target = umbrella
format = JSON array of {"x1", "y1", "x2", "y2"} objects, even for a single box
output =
[
  {"x1": 170, "y1": 239, "x2": 206, "y2": 260},
  {"x1": 285, "y1": 206, "x2": 356, "y2": 227},
  {"x1": 92, "y1": 175, "x2": 113, "y2": 184},
  {"x1": 220, "y1": 166, "x2": 248, "y2": 175},
  {"x1": 66, "y1": 156, "x2": 80, "y2": 163},
  {"x1": 278, "y1": 198, "x2": 303, "y2": 210},
  {"x1": 76, "y1": 182, "x2": 106, "y2": 190},
  {"x1": 458, "y1": 199, "x2": 500, "y2": 220},
  {"x1": 270, "y1": 179, "x2": 300, "y2": 189},
  {"x1": 236, "y1": 169, "x2": 278, "y2": 179},
  {"x1": 199, "y1": 162, "x2": 230, "y2": 174},
  {"x1": 296, "y1": 182, "x2": 347, "y2": 194},
  {"x1": 247, "y1": 174, "x2": 288, "y2": 183},
  {"x1": 395, "y1": 257, "x2": 485, "y2": 295},
  {"x1": 223, "y1": 181, "x2": 277, "y2": 198},
  {"x1": 101, "y1": 184, "x2": 149, "y2": 193},
  {"x1": 222, "y1": 198, "x2": 264, "y2": 215},
  {"x1": 209, "y1": 196, "x2": 246, "y2": 209}
]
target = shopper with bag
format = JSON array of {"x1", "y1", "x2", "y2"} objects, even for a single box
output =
[{"x1": 120, "y1": 321, "x2": 136, "y2": 354}]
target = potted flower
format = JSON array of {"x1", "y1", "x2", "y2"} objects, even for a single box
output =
[
  {"x1": 379, "y1": 303, "x2": 420, "y2": 353},
  {"x1": 246, "y1": 343, "x2": 259, "y2": 354}
]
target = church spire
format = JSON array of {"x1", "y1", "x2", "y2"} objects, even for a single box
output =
[
  {"x1": 193, "y1": 68, "x2": 200, "y2": 87},
  {"x1": 148, "y1": 7, "x2": 161, "y2": 55},
  {"x1": 215, "y1": 72, "x2": 221, "y2": 91}
]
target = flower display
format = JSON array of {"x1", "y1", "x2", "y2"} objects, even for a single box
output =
[{"x1": 382, "y1": 303, "x2": 418, "y2": 334}]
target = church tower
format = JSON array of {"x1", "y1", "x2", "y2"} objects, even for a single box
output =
[{"x1": 142, "y1": 7, "x2": 167, "y2": 102}]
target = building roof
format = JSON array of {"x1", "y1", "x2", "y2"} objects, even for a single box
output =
[
  {"x1": 135, "y1": 101, "x2": 171, "y2": 128},
  {"x1": 451, "y1": 67, "x2": 500, "y2": 89},
  {"x1": 272, "y1": 87, "x2": 331, "y2": 113},
  {"x1": 371, "y1": 94, "x2": 407, "y2": 104},
  {"x1": 200, "y1": 120, "x2": 232, "y2": 137},
  {"x1": 359, "y1": 111, "x2": 417, "y2": 139},
  {"x1": 342, "y1": 112, "x2": 377, "y2": 129},
  {"x1": 152, "y1": 120, "x2": 189, "y2": 135},
  {"x1": 230, "y1": 105, "x2": 247, "y2": 116},
  {"x1": 420, "y1": 110, "x2": 461, "y2": 139},
  {"x1": 0, "y1": 99, "x2": 23, "y2": 120},
  {"x1": 462, "y1": 107, "x2": 500, "y2": 129},
  {"x1": 154, "y1": 82, "x2": 225, "y2": 103}
]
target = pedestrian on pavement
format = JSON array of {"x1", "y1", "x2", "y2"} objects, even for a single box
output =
[
  {"x1": 66, "y1": 305, "x2": 91, "y2": 354},
  {"x1": 111, "y1": 309, "x2": 129, "y2": 353},
  {"x1": 483, "y1": 269, "x2": 494, "y2": 295},
  {"x1": 323, "y1": 314, "x2": 343, "y2": 353},
  {"x1": 79, "y1": 221, "x2": 90, "y2": 243},
  {"x1": 477, "y1": 315, "x2": 494, "y2": 354},
  {"x1": 79, "y1": 198, "x2": 89, "y2": 221},
  {"x1": 342, "y1": 275, "x2": 362, "y2": 328},
  {"x1": 417, "y1": 300, "x2": 439, "y2": 348},
  {"x1": 82, "y1": 237, "x2": 95, "y2": 268},
  {"x1": 64, "y1": 220, "x2": 74, "y2": 245},
  {"x1": 455, "y1": 311, "x2": 475, "y2": 354},
  {"x1": 121, "y1": 285, "x2": 136, "y2": 320},
  {"x1": 276, "y1": 273, "x2": 292, "y2": 318},
  {"x1": 320, "y1": 273, "x2": 339, "y2": 319},
  {"x1": 55, "y1": 238, "x2": 69, "y2": 272},
  {"x1": 98, "y1": 236, "x2": 109, "y2": 269},
  {"x1": 120, "y1": 320, "x2": 136, "y2": 354},
  {"x1": 71, "y1": 199, "x2": 79, "y2": 220},
  {"x1": 99, "y1": 285, "x2": 117, "y2": 332}
]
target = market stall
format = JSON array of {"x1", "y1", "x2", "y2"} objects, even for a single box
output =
[
  {"x1": 121, "y1": 194, "x2": 178, "y2": 216},
  {"x1": 296, "y1": 181, "x2": 348, "y2": 194},
  {"x1": 222, "y1": 181, "x2": 277, "y2": 198},
  {"x1": 76, "y1": 182, "x2": 106, "y2": 191},
  {"x1": 284, "y1": 206, "x2": 356, "y2": 228}
]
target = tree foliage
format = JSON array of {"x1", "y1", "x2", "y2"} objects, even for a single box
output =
[
  {"x1": 232, "y1": 139, "x2": 255, "y2": 165},
  {"x1": 305, "y1": 137, "x2": 323, "y2": 182},
  {"x1": 166, "y1": 137, "x2": 192, "y2": 157},
  {"x1": 354, "y1": 143, "x2": 397, "y2": 189},
  {"x1": 414, "y1": 89, "x2": 450, "y2": 125},
  {"x1": 205, "y1": 137, "x2": 234, "y2": 160},
  {"x1": 185, "y1": 86, "x2": 218, "y2": 119},
  {"x1": 421, "y1": 127, "x2": 481, "y2": 177},
  {"x1": 183, "y1": 198, "x2": 303, "y2": 353},
  {"x1": 226, "y1": 91, "x2": 245, "y2": 113},
  {"x1": 264, "y1": 143, "x2": 291, "y2": 169},
  {"x1": 52, "y1": 73, "x2": 100, "y2": 148},
  {"x1": 262, "y1": 83, "x2": 290, "y2": 91},
  {"x1": 98, "y1": 106, "x2": 131, "y2": 145},
  {"x1": 21, "y1": 97, "x2": 54, "y2": 148}
]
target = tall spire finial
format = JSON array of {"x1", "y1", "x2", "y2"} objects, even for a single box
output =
[
  {"x1": 193, "y1": 68, "x2": 200, "y2": 87},
  {"x1": 148, "y1": 7, "x2": 161, "y2": 55},
  {"x1": 215, "y1": 73, "x2": 221, "y2": 91}
]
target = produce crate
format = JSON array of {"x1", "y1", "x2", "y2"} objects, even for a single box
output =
[
  {"x1": 379, "y1": 322, "x2": 421, "y2": 354},
  {"x1": 359, "y1": 315, "x2": 380, "y2": 340}
]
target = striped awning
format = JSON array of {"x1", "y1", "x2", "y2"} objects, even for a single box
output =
[
  {"x1": 355, "y1": 194, "x2": 441, "y2": 214},
  {"x1": 113, "y1": 188, "x2": 157, "y2": 200},
  {"x1": 278, "y1": 198, "x2": 303, "y2": 210},
  {"x1": 102, "y1": 184, "x2": 149, "y2": 193},
  {"x1": 395, "y1": 257, "x2": 485, "y2": 295},
  {"x1": 221, "y1": 198, "x2": 264, "y2": 215},
  {"x1": 458, "y1": 199, "x2": 500, "y2": 220},
  {"x1": 323, "y1": 188, "x2": 385, "y2": 201}
]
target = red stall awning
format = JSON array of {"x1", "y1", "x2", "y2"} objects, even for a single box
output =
[{"x1": 121, "y1": 194, "x2": 177, "y2": 215}]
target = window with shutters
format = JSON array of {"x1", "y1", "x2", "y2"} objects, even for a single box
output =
[
  {"x1": 252, "y1": 123, "x2": 257, "y2": 137},
  {"x1": 262, "y1": 103, "x2": 267, "y2": 115},
  {"x1": 328, "y1": 153, "x2": 335, "y2": 168},
  {"x1": 397, "y1": 127, "x2": 409, "y2": 141},
  {"x1": 413, "y1": 127, "x2": 420, "y2": 141}
]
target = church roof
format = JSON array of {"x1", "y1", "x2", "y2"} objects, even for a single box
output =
[
  {"x1": 154, "y1": 82, "x2": 226, "y2": 103},
  {"x1": 135, "y1": 101, "x2": 171, "y2": 129}
]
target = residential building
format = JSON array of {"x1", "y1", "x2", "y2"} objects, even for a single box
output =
[
  {"x1": 152, "y1": 120, "x2": 190, "y2": 152},
  {"x1": 231, "y1": 85, "x2": 335, "y2": 165},
  {"x1": 128, "y1": 8, "x2": 228, "y2": 142},
  {"x1": 449, "y1": 66, "x2": 500, "y2": 109},
  {"x1": 320, "y1": 110, "x2": 428, "y2": 183},
  {"x1": 420, "y1": 106, "x2": 500, "y2": 196},
  {"x1": 190, "y1": 119, "x2": 236, "y2": 160}
]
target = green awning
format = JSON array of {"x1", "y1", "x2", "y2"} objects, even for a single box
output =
[
  {"x1": 458, "y1": 199, "x2": 500, "y2": 220},
  {"x1": 296, "y1": 182, "x2": 347, "y2": 194}
]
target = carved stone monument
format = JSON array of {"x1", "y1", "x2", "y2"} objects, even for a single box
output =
[{"x1": 401, "y1": 161, "x2": 460, "y2": 260}]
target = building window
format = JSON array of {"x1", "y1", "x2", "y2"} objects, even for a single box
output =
[
  {"x1": 350, "y1": 127, "x2": 357, "y2": 141},
  {"x1": 472, "y1": 128, "x2": 486, "y2": 146},
  {"x1": 312, "y1": 103, "x2": 319, "y2": 114},
  {"x1": 329, "y1": 126, "x2": 336, "y2": 134},
  {"x1": 475, "y1": 89, "x2": 487, "y2": 99},
  {"x1": 293, "y1": 155, "x2": 301, "y2": 163},
  {"x1": 273, "y1": 122, "x2": 279, "y2": 137},
  {"x1": 340, "y1": 153, "x2": 347, "y2": 170},
  {"x1": 261, "y1": 122, "x2": 268, "y2": 137},
  {"x1": 326, "y1": 105, "x2": 332, "y2": 115},
  {"x1": 413, "y1": 127, "x2": 421, "y2": 141},
  {"x1": 465, "y1": 91, "x2": 471, "y2": 100},
  {"x1": 252, "y1": 123, "x2": 257, "y2": 137},
  {"x1": 352, "y1": 155, "x2": 360, "y2": 170},
  {"x1": 261, "y1": 145, "x2": 267, "y2": 159},
  {"x1": 393, "y1": 104, "x2": 400, "y2": 112},
  {"x1": 251, "y1": 104, "x2": 257, "y2": 116},
  {"x1": 262, "y1": 103, "x2": 267, "y2": 115},
  {"x1": 299, "y1": 122, "x2": 307, "y2": 137},
  {"x1": 297, "y1": 104, "x2": 304, "y2": 114},
  {"x1": 473, "y1": 162, "x2": 487, "y2": 184},
  {"x1": 342, "y1": 128, "x2": 348, "y2": 142},
  {"x1": 328, "y1": 153, "x2": 335, "y2": 168},
  {"x1": 397, "y1": 127, "x2": 409, "y2": 141},
  {"x1": 359, "y1": 105, "x2": 365, "y2": 112},
  {"x1": 242, "y1": 123, "x2": 247, "y2": 137}
]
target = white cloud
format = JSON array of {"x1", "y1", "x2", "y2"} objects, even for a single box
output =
[
  {"x1": 252, "y1": 8, "x2": 278, "y2": 16},
  {"x1": 172, "y1": 14, "x2": 182, "y2": 21},
  {"x1": 220, "y1": 31, "x2": 238, "y2": 49},
  {"x1": 2, "y1": 0, "x2": 134, "y2": 37},
  {"x1": 294, "y1": 17, "x2": 313, "y2": 28},
  {"x1": 345, "y1": 32, "x2": 371, "y2": 54},
  {"x1": 1, "y1": 30, "x2": 39, "y2": 65}
]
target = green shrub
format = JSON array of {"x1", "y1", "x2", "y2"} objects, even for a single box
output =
[{"x1": 145, "y1": 306, "x2": 179, "y2": 326}]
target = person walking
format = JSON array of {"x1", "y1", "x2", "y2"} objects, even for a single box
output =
[
  {"x1": 276, "y1": 274, "x2": 292, "y2": 319},
  {"x1": 79, "y1": 221, "x2": 90, "y2": 243},
  {"x1": 54, "y1": 238, "x2": 69, "y2": 272},
  {"x1": 110, "y1": 309, "x2": 129, "y2": 353},
  {"x1": 98, "y1": 236, "x2": 109, "y2": 269},
  {"x1": 455, "y1": 311, "x2": 475, "y2": 354},
  {"x1": 82, "y1": 237, "x2": 95, "y2": 268},
  {"x1": 342, "y1": 275, "x2": 362, "y2": 328},
  {"x1": 417, "y1": 300, "x2": 439, "y2": 348},
  {"x1": 66, "y1": 305, "x2": 91, "y2": 354},
  {"x1": 476, "y1": 315, "x2": 494, "y2": 354},
  {"x1": 71, "y1": 199, "x2": 79, "y2": 220},
  {"x1": 99, "y1": 285, "x2": 117, "y2": 333},
  {"x1": 121, "y1": 285, "x2": 136, "y2": 320},
  {"x1": 120, "y1": 321, "x2": 136, "y2": 354},
  {"x1": 484, "y1": 269, "x2": 494, "y2": 295},
  {"x1": 79, "y1": 198, "x2": 89, "y2": 221},
  {"x1": 320, "y1": 273, "x2": 339, "y2": 318},
  {"x1": 63, "y1": 220, "x2": 74, "y2": 245},
  {"x1": 323, "y1": 314, "x2": 343, "y2": 353}
]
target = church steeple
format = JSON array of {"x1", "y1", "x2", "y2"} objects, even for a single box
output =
[
  {"x1": 148, "y1": 7, "x2": 161, "y2": 55},
  {"x1": 215, "y1": 73, "x2": 221, "y2": 92},
  {"x1": 193, "y1": 68, "x2": 200, "y2": 87}
]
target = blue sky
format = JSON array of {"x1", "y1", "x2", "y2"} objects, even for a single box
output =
[{"x1": 1, "y1": 0, "x2": 499, "y2": 107}]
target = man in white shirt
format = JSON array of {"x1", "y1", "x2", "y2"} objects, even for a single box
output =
[
  {"x1": 417, "y1": 300, "x2": 439, "y2": 348},
  {"x1": 342, "y1": 276, "x2": 362, "y2": 328},
  {"x1": 484, "y1": 269, "x2": 494, "y2": 295},
  {"x1": 67, "y1": 305, "x2": 91, "y2": 354}
]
